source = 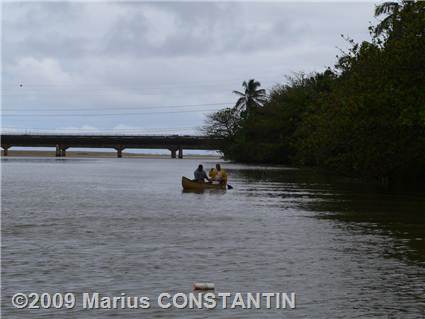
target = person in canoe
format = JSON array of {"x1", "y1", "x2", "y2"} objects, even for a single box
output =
[
  {"x1": 193, "y1": 164, "x2": 211, "y2": 183},
  {"x1": 209, "y1": 164, "x2": 228, "y2": 185},
  {"x1": 209, "y1": 167, "x2": 217, "y2": 179}
]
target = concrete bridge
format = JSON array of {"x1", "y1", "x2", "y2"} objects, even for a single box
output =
[{"x1": 0, "y1": 134, "x2": 223, "y2": 158}]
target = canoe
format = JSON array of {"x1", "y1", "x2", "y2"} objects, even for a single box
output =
[{"x1": 182, "y1": 176, "x2": 226, "y2": 190}]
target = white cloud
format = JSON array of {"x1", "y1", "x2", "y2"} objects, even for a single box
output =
[{"x1": 13, "y1": 57, "x2": 73, "y2": 85}]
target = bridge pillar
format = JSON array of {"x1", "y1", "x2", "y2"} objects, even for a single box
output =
[
  {"x1": 56, "y1": 145, "x2": 68, "y2": 157},
  {"x1": 61, "y1": 147, "x2": 68, "y2": 157},
  {"x1": 115, "y1": 145, "x2": 125, "y2": 158},
  {"x1": 170, "y1": 149, "x2": 177, "y2": 159},
  {"x1": 2, "y1": 145, "x2": 10, "y2": 156},
  {"x1": 178, "y1": 147, "x2": 183, "y2": 159}
]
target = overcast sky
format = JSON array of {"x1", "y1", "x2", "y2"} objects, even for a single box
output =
[{"x1": 2, "y1": 1, "x2": 377, "y2": 134}]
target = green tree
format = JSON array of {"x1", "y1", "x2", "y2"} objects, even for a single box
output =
[
  {"x1": 202, "y1": 107, "x2": 240, "y2": 139},
  {"x1": 203, "y1": 1, "x2": 425, "y2": 182},
  {"x1": 374, "y1": 1, "x2": 401, "y2": 36},
  {"x1": 233, "y1": 79, "x2": 267, "y2": 115}
]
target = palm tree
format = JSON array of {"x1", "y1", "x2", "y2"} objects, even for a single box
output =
[
  {"x1": 233, "y1": 79, "x2": 267, "y2": 114},
  {"x1": 374, "y1": 1, "x2": 401, "y2": 35}
]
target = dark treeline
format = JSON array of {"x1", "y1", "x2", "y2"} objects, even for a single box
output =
[{"x1": 204, "y1": 1, "x2": 425, "y2": 182}]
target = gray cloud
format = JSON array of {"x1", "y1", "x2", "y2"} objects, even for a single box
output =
[{"x1": 2, "y1": 1, "x2": 376, "y2": 133}]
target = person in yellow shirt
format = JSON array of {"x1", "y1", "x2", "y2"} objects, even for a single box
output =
[
  {"x1": 209, "y1": 168, "x2": 217, "y2": 180},
  {"x1": 209, "y1": 164, "x2": 227, "y2": 185}
]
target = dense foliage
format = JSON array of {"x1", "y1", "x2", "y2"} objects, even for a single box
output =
[{"x1": 204, "y1": 1, "x2": 425, "y2": 182}]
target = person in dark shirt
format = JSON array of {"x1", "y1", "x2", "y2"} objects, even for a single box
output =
[{"x1": 193, "y1": 164, "x2": 210, "y2": 183}]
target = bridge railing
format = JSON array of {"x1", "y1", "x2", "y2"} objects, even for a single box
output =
[{"x1": 0, "y1": 129, "x2": 205, "y2": 137}]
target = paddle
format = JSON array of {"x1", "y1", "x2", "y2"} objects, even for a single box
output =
[{"x1": 227, "y1": 184, "x2": 233, "y2": 190}]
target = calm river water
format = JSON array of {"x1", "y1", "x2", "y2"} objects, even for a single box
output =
[{"x1": 1, "y1": 157, "x2": 425, "y2": 318}]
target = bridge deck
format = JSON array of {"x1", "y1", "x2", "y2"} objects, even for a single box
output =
[{"x1": 1, "y1": 134, "x2": 223, "y2": 157}]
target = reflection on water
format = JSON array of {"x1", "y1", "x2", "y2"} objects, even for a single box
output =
[
  {"x1": 237, "y1": 168, "x2": 425, "y2": 266},
  {"x1": 2, "y1": 157, "x2": 425, "y2": 318}
]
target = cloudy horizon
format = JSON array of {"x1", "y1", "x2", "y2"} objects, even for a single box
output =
[{"x1": 2, "y1": 1, "x2": 377, "y2": 135}]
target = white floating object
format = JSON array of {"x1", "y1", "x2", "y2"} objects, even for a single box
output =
[{"x1": 193, "y1": 282, "x2": 215, "y2": 291}]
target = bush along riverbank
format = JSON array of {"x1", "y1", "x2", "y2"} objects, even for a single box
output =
[{"x1": 203, "y1": 1, "x2": 425, "y2": 183}]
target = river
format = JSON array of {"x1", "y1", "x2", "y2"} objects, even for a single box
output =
[{"x1": 1, "y1": 157, "x2": 424, "y2": 318}]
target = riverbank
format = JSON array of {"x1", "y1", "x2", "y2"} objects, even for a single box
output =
[{"x1": 1, "y1": 150, "x2": 221, "y2": 159}]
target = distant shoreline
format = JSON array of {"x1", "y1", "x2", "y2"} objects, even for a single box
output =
[{"x1": 1, "y1": 150, "x2": 221, "y2": 159}]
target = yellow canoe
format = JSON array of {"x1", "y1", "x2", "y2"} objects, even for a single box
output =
[{"x1": 182, "y1": 176, "x2": 226, "y2": 190}]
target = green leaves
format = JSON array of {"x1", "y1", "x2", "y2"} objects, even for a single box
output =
[
  {"x1": 232, "y1": 79, "x2": 268, "y2": 114},
  {"x1": 203, "y1": 1, "x2": 425, "y2": 182}
]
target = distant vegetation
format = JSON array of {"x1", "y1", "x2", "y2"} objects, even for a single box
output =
[{"x1": 203, "y1": 1, "x2": 425, "y2": 183}]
